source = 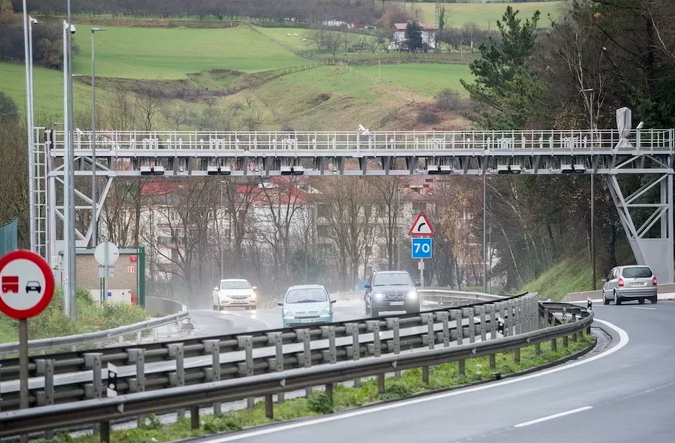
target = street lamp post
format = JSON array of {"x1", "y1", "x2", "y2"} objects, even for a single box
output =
[
  {"x1": 582, "y1": 88, "x2": 596, "y2": 290},
  {"x1": 22, "y1": 2, "x2": 37, "y2": 252},
  {"x1": 90, "y1": 28, "x2": 107, "y2": 247}
]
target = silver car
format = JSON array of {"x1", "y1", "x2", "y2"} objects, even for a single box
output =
[
  {"x1": 602, "y1": 265, "x2": 657, "y2": 305},
  {"x1": 212, "y1": 279, "x2": 257, "y2": 310}
]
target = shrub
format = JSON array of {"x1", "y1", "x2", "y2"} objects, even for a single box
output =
[
  {"x1": 435, "y1": 89, "x2": 469, "y2": 112},
  {"x1": 307, "y1": 392, "x2": 333, "y2": 414},
  {"x1": 203, "y1": 414, "x2": 242, "y2": 433},
  {"x1": 380, "y1": 383, "x2": 412, "y2": 400},
  {"x1": 417, "y1": 110, "x2": 440, "y2": 124}
]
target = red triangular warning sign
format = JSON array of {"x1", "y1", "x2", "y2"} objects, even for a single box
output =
[{"x1": 409, "y1": 211, "x2": 434, "y2": 236}]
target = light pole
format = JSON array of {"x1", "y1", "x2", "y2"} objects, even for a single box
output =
[
  {"x1": 63, "y1": 1, "x2": 77, "y2": 318},
  {"x1": 90, "y1": 27, "x2": 106, "y2": 247},
  {"x1": 483, "y1": 170, "x2": 487, "y2": 293},
  {"x1": 582, "y1": 88, "x2": 596, "y2": 290},
  {"x1": 22, "y1": 2, "x2": 37, "y2": 252}
]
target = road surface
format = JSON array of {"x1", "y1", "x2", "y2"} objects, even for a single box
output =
[{"x1": 189, "y1": 301, "x2": 675, "y2": 443}]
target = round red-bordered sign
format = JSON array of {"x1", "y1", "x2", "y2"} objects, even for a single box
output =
[{"x1": 0, "y1": 250, "x2": 55, "y2": 319}]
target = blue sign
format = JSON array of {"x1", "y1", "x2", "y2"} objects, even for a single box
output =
[{"x1": 411, "y1": 238, "x2": 432, "y2": 259}]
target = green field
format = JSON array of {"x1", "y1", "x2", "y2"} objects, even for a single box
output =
[
  {"x1": 72, "y1": 25, "x2": 306, "y2": 79},
  {"x1": 355, "y1": 63, "x2": 471, "y2": 97},
  {"x1": 0, "y1": 61, "x2": 111, "y2": 118},
  {"x1": 409, "y1": 1, "x2": 564, "y2": 29}
]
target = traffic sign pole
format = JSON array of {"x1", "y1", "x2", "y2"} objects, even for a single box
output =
[{"x1": 19, "y1": 318, "x2": 29, "y2": 409}]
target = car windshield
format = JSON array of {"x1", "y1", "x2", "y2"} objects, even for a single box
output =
[
  {"x1": 221, "y1": 280, "x2": 251, "y2": 290},
  {"x1": 286, "y1": 288, "x2": 328, "y2": 303},
  {"x1": 622, "y1": 267, "x2": 652, "y2": 278},
  {"x1": 372, "y1": 273, "x2": 413, "y2": 286}
]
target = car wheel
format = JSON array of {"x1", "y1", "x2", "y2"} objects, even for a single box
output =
[
  {"x1": 650, "y1": 296, "x2": 658, "y2": 304},
  {"x1": 365, "y1": 300, "x2": 371, "y2": 316},
  {"x1": 638, "y1": 298, "x2": 645, "y2": 304},
  {"x1": 250, "y1": 306, "x2": 257, "y2": 311},
  {"x1": 212, "y1": 301, "x2": 218, "y2": 311},
  {"x1": 614, "y1": 291, "x2": 621, "y2": 305},
  {"x1": 371, "y1": 308, "x2": 379, "y2": 318},
  {"x1": 602, "y1": 291, "x2": 610, "y2": 305}
]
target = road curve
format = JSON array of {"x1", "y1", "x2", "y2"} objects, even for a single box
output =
[{"x1": 190, "y1": 302, "x2": 675, "y2": 443}]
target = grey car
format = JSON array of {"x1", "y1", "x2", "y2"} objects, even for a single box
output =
[
  {"x1": 602, "y1": 265, "x2": 657, "y2": 305},
  {"x1": 364, "y1": 271, "x2": 420, "y2": 317}
]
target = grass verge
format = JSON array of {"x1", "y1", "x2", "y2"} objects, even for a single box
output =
[
  {"x1": 49, "y1": 333, "x2": 594, "y2": 443},
  {"x1": 521, "y1": 259, "x2": 597, "y2": 301},
  {"x1": 0, "y1": 288, "x2": 148, "y2": 346}
]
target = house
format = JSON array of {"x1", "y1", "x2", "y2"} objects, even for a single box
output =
[{"x1": 388, "y1": 21, "x2": 437, "y2": 51}]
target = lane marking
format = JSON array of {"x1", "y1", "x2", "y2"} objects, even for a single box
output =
[
  {"x1": 514, "y1": 406, "x2": 592, "y2": 428},
  {"x1": 632, "y1": 307, "x2": 656, "y2": 311},
  {"x1": 204, "y1": 318, "x2": 629, "y2": 442}
]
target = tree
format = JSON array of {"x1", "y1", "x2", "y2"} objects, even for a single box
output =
[
  {"x1": 0, "y1": 92, "x2": 17, "y2": 123},
  {"x1": 405, "y1": 21, "x2": 423, "y2": 52},
  {"x1": 460, "y1": 7, "x2": 543, "y2": 129}
]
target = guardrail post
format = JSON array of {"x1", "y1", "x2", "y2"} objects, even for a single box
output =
[
  {"x1": 190, "y1": 405, "x2": 200, "y2": 429},
  {"x1": 100, "y1": 421, "x2": 110, "y2": 443},
  {"x1": 571, "y1": 313, "x2": 578, "y2": 341},
  {"x1": 168, "y1": 343, "x2": 185, "y2": 418},
  {"x1": 437, "y1": 311, "x2": 450, "y2": 347},
  {"x1": 386, "y1": 318, "x2": 401, "y2": 378},
  {"x1": 266, "y1": 333, "x2": 284, "y2": 403},
  {"x1": 499, "y1": 302, "x2": 508, "y2": 337},
  {"x1": 321, "y1": 326, "x2": 337, "y2": 364},
  {"x1": 237, "y1": 336, "x2": 255, "y2": 407},
  {"x1": 136, "y1": 331, "x2": 142, "y2": 345},
  {"x1": 489, "y1": 305, "x2": 497, "y2": 340},
  {"x1": 265, "y1": 393, "x2": 274, "y2": 419},
  {"x1": 551, "y1": 337, "x2": 558, "y2": 352},
  {"x1": 516, "y1": 299, "x2": 523, "y2": 335},
  {"x1": 514, "y1": 346, "x2": 521, "y2": 364},
  {"x1": 563, "y1": 334, "x2": 569, "y2": 348},
  {"x1": 420, "y1": 313, "x2": 434, "y2": 384},
  {"x1": 452, "y1": 309, "x2": 463, "y2": 345},
  {"x1": 84, "y1": 353, "x2": 103, "y2": 435},
  {"x1": 203, "y1": 339, "x2": 222, "y2": 412},
  {"x1": 127, "y1": 348, "x2": 146, "y2": 427},
  {"x1": 535, "y1": 342, "x2": 541, "y2": 356},
  {"x1": 479, "y1": 306, "x2": 487, "y2": 341},
  {"x1": 325, "y1": 381, "x2": 334, "y2": 410},
  {"x1": 466, "y1": 308, "x2": 476, "y2": 343},
  {"x1": 367, "y1": 320, "x2": 384, "y2": 394},
  {"x1": 543, "y1": 307, "x2": 550, "y2": 329},
  {"x1": 35, "y1": 359, "x2": 55, "y2": 439},
  {"x1": 295, "y1": 329, "x2": 313, "y2": 397},
  {"x1": 346, "y1": 323, "x2": 360, "y2": 387}
]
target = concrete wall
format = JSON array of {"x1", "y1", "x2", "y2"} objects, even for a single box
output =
[
  {"x1": 76, "y1": 248, "x2": 140, "y2": 302},
  {"x1": 146, "y1": 296, "x2": 186, "y2": 315}
]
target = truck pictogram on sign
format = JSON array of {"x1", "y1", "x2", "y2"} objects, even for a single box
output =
[{"x1": 1, "y1": 276, "x2": 19, "y2": 294}]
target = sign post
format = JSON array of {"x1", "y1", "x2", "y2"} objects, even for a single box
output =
[
  {"x1": 0, "y1": 250, "x2": 55, "y2": 430},
  {"x1": 409, "y1": 211, "x2": 434, "y2": 287},
  {"x1": 94, "y1": 241, "x2": 119, "y2": 305}
]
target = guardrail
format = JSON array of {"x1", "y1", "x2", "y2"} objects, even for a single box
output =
[
  {"x1": 0, "y1": 311, "x2": 191, "y2": 357},
  {"x1": 0, "y1": 298, "x2": 593, "y2": 441},
  {"x1": 419, "y1": 288, "x2": 506, "y2": 305},
  {"x1": 0, "y1": 294, "x2": 537, "y2": 413},
  {"x1": 145, "y1": 296, "x2": 187, "y2": 316}
]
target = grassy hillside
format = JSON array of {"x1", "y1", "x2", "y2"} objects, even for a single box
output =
[
  {"x1": 410, "y1": 1, "x2": 564, "y2": 28},
  {"x1": 0, "y1": 61, "x2": 113, "y2": 118},
  {"x1": 72, "y1": 25, "x2": 307, "y2": 79},
  {"x1": 355, "y1": 63, "x2": 471, "y2": 97},
  {"x1": 521, "y1": 259, "x2": 595, "y2": 301}
]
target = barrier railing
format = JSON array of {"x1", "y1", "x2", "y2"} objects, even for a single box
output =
[
  {"x1": 0, "y1": 298, "x2": 593, "y2": 441},
  {"x1": 0, "y1": 294, "x2": 536, "y2": 412}
]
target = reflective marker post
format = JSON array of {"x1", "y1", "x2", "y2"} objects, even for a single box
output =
[{"x1": 19, "y1": 319, "x2": 28, "y2": 409}]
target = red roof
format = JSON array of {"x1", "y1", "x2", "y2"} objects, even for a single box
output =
[{"x1": 141, "y1": 181, "x2": 182, "y2": 196}]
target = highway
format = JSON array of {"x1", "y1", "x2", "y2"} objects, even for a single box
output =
[{"x1": 189, "y1": 302, "x2": 675, "y2": 443}]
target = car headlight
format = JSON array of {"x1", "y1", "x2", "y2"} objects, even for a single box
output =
[
  {"x1": 407, "y1": 290, "x2": 418, "y2": 299},
  {"x1": 373, "y1": 293, "x2": 385, "y2": 300},
  {"x1": 283, "y1": 309, "x2": 293, "y2": 317},
  {"x1": 250, "y1": 291, "x2": 257, "y2": 299},
  {"x1": 321, "y1": 307, "x2": 331, "y2": 316}
]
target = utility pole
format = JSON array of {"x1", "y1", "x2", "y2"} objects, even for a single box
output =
[
  {"x1": 90, "y1": 27, "x2": 107, "y2": 247},
  {"x1": 582, "y1": 88, "x2": 596, "y2": 290}
]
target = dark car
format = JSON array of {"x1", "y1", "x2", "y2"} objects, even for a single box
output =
[
  {"x1": 364, "y1": 271, "x2": 420, "y2": 317},
  {"x1": 25, "y1": 281, "x2": 41, "y2": 293}
]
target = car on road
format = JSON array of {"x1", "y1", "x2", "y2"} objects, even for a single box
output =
[
  {"x1": 25, "y1": 281, "x2": 42, "y2": 293},
  {"x1": 279, "y1": 285, "x2": 335, "y2": 328},
  {"x1": 602, "y1": 265, "x2": 657, "y2": 305},
  {"x1": 364, "y1": 271, "x2": 420, "y2": 317},
  {"x1": 212, "y1": 279, "x2": 257, "y2": 310}
]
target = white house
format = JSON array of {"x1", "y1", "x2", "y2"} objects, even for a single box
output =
[{"x1": 388, "y1": 22, "x2": 437, "y2": 51}]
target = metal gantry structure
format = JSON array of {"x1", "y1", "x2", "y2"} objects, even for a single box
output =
[{"x1": 34, "y1": 127, "x2": 674, "y2": 284}]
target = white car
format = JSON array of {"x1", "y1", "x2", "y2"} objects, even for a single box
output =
[{"x1": 212, "y1": 279, "x2": 257, "y2": 310}]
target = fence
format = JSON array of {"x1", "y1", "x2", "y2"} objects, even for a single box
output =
[{"x1": 0, "y1": 219, "x2": 17, "y2": 257}]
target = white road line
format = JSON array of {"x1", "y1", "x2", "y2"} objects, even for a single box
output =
[
  {"x1": 514, "y1": 406, "x2": 593, "y2": 428},
  {"x1": 204, "y1": 318, "x2": 629, "y2": 442},
  {"x1": 632, "y1": 307, "x2": 656, "y2": 311}
]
